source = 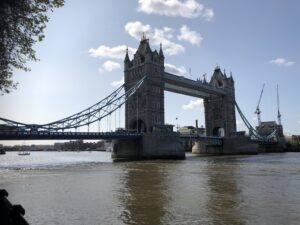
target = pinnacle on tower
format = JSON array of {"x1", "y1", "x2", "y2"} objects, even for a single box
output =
[
  {"x1": 141, "y1": 33, "x2": 148, "y2": 42},
  {"x1": 159, "y1": 43, "x2": 164, "y2": 58},
  {"x1": 124, "y1": 47, "x2": 130, "y2": 62}
]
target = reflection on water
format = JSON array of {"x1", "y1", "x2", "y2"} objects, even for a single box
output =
[
  {"x1": 1, "y1": 152, "x2": 300, "y2": 225},
  {"x1": 119, "y1": 163, "x2": 168, "y2": 225},
  {"x1": 205, "y1": 158, "x2": 245, "y2": 225}
]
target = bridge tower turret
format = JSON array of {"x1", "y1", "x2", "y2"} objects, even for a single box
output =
[
  {"x1": 124, "y1": 37, "x2": 165, "y2": 132},
  {"x1": 204, "y1": 67, "x2": 237, "y2": 137}
]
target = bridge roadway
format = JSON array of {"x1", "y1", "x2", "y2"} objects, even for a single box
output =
[
  {"x1": 0, "y1": 131, "x2": 223, "y2": 146},
  {"x1": 0, "y1": 131, "x2": 142, "y2": 140},
  {"x1": 163, "y1": 72, "x2": 226, "y2": 98}
]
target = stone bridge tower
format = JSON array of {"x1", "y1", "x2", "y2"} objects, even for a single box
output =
[
  {"x1": 124, "y1": 37, "x2": 165, "y2": 133},
  {"x1": 204, "y1": 67, "x2": 236, "y2": 137}
]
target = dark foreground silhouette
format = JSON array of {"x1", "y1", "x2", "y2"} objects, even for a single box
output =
[{"x1": 0, "y1": 190, "x2": 29, "y2": 225}]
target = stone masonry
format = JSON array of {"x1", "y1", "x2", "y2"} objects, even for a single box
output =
[
  {"x1": 124, "y1": 36, "x2": 165, "y2": 133},
  {"x1": 204, "y1": 67, "x2": 236, "y2": 137}
]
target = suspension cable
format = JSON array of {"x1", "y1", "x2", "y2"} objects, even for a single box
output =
[
  {"x1": 234, "y1": 101, "x2": 277, "y2": 141},
  {"x1": 137, "y1": 92, "x2": 139, "y2": 132},
  {"x1": 0, "y1": 76, "x2": 147, "y2": 132},
  {"x1": 119, "y1": 106, "x2": 121, "y2": 128},
  {"x1": 115, "y1": 109, "x2": 117, "y2": 130}
]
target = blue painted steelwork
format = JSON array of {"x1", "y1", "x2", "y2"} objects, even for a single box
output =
[
  {"x1": 180, "y1": 134, "x2": 223, "y2": 146},
  {"x1": 0, "y1": 76, "x2": 147, "y2": 132},
  {"x1": 0, "y1": 131, "x2": 142, "y2": 140}
]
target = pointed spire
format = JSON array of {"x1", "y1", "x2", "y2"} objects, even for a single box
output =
[
  {"x1": 203, "y1": 73, "x2": 207, "y2": 84},
  {"x1": 124, "y1": 46, "x2": 130, "y2": 62},
  {"x1": 277, "y1": 84, "x2": 282, "y2": 125},
  {"x1": 142, "y1": 32, "x2": 146, "y2": 41},
  {"x1": 230, "y1": 72, "x2": 234, "y2": 82},
  {"x1": 159, "y1": 43, "x2": 164, "y2": 58},
  {"x1": 214, "y1": 64, "x2": 221, "y2": 73}
]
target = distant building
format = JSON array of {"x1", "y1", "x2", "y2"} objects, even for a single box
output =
[
  {"x1": 178, "y1": 126, "x2": 205, "y2": 136},
  {"x1": 153, "y1": 124, "x2": 174, "y2": 133},
  {"x1": 256, "y1": 121, "x2": 283, "y2": 137},
  {"x1": 292, "y1": 135, "x2": 300, "y2": 142},
  {"x1": 54, "y1": 142, "x2": 64, "y2": 151},
  {"x1": 53, "y1": 140, "x2": 105, "y2": 151}
]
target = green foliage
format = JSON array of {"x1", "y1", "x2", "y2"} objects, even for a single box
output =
[
  {"x1": 0, "y1": 0, "x2": 64, "y2": 94},
  {"x1": 291, "y1": 139, "x2": 300, "y2": 147}
]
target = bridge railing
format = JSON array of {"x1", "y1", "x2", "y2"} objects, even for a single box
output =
[
  {"x1": 0, "y1": 130, "x2": 143, "y2": 140},
  {"x1": 179, "y1": 134, "x2": 223, "y2": 146}
]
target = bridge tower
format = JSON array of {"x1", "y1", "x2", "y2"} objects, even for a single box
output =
[
  {"x1": 124, "y1": 36, "x2": 165, "y2": 133},
  {"x1": 204, "y1": 67, "x2": 237, "y2": 137}
]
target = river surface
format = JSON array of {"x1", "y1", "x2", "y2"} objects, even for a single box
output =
[{"x1": 0, "y1": 151, "x2": 300, "y2": 225}]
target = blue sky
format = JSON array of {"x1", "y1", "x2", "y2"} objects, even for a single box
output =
[{"x1": 1, "y1": 0, "x2": 299, "y2": 145}]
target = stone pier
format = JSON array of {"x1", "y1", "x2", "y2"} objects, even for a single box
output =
[
  {"x1": 192, "y1": 136, "x2": 258, "y2": 155},
  {"x1": 112, "y1": 132, "x2": 185, "y2": 160}
]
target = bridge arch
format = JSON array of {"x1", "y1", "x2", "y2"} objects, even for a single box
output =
[
  {"x1": 213, "y1": 127, "x2": 225, "y2": 137},
  {"x1": 130, "y1": 119, "x2": 147, "y2": 133}
]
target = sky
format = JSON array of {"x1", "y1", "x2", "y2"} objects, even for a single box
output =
[{"x1": 1, "y1": 0, "x2": 300, "y2": 145}]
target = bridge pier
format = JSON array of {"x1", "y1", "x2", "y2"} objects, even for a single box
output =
[
  {"x1": 222, "y1": 136, "x2": 258, "y2": 154},
  {"x1": 112, "y1": 139, "x2": 142, "y2": 160},
  {"x1": 192, "y1": 141, "x2": 222, "y2": 154},
  {"x1": 257, "y1": 137, "x2": 287, "y2": 153},
  {"x1": 112, "y1": 132, "x2": 185, "y2": 161},
  {"x1": 192, "y1": 136, "x2": 258, "y2": 155}
]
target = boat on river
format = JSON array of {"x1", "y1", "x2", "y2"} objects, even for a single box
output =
[{"x1": 18, "y1": 151, "x2": 30, "y2": 156}]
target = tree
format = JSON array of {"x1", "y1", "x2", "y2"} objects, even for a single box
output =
[{"x1": 0, "y1": 0, "x2": 64, "y2": 94}]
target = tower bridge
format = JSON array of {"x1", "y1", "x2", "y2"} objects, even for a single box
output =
[
  {"x1": 124, "y1": 37, "x2": 236, "y2": 138},
  {"x1": 1, "y1": 37, "x2": 278, "y2": 159}
]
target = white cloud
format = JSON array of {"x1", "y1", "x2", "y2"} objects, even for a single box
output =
[
  {"x1": 99, "y1": 60, "x2": 121, "y2": 73},
  {"x1": 182, "y1": 99, "x2": 203, "y2": 110},
  {"x1": 269, "y1": 57, "x2": 295, "y2": 67},
  {"x1": 125, "y1": 21, "x2": 185, "y2": 56},
  {"x1": 89, "y1": 45, "x2": 136, "y2": 59},
  {"x1": 111, "y1": 77, "x2": 124, "y2": 87},
  {"x1": 177, "y1": 25, "x2": 203, "y2": 45},
  {"x1": 165, "y1": 63, "x2": 186, "y2": 76},
  {"x1": 152, "y1": 27, "x2": 185, "y2": 55},
  {"x1": 125, "y1": 21, "x2": 152, "y2": 40},
  {"x1": 203, "y1": 8, "x2": 214, "y2": 21},
  {"x1": 138, "y1": 0, "x2": 214, "y2": 20}
]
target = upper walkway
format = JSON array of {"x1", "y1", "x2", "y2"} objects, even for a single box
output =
[{"x1": 163, "y1": 72, "x2": 226, "y2": 98}]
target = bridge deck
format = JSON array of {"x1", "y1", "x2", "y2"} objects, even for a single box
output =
[
  {"x1": 0, "y1": 131, "x2": 142, "y2": 140},
  {"x1": 180, "y1": 134, "x2": 223, "y2": 146},
  {"x1": 0, "y1": 131, "x2": 223, "y2": 145},
  {"x1": 163, "y1": 72, "x2": 226, "y2": 98}
]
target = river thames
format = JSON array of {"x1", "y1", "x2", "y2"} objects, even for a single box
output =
[{"x1": 0, "y1": 151, "x2": 300, "y2": 225}]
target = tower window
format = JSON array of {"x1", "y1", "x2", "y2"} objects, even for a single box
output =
[{"x1": 217, "y1": 80, "x2": 223, "y2": 87}]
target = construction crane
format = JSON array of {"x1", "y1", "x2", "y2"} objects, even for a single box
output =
[
  {"x1": 277, "y1": 84, "x2": 282, "y2": 125},
  {"x1": 255, "y1": 83, "x2": 265, "y2": 126}
]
